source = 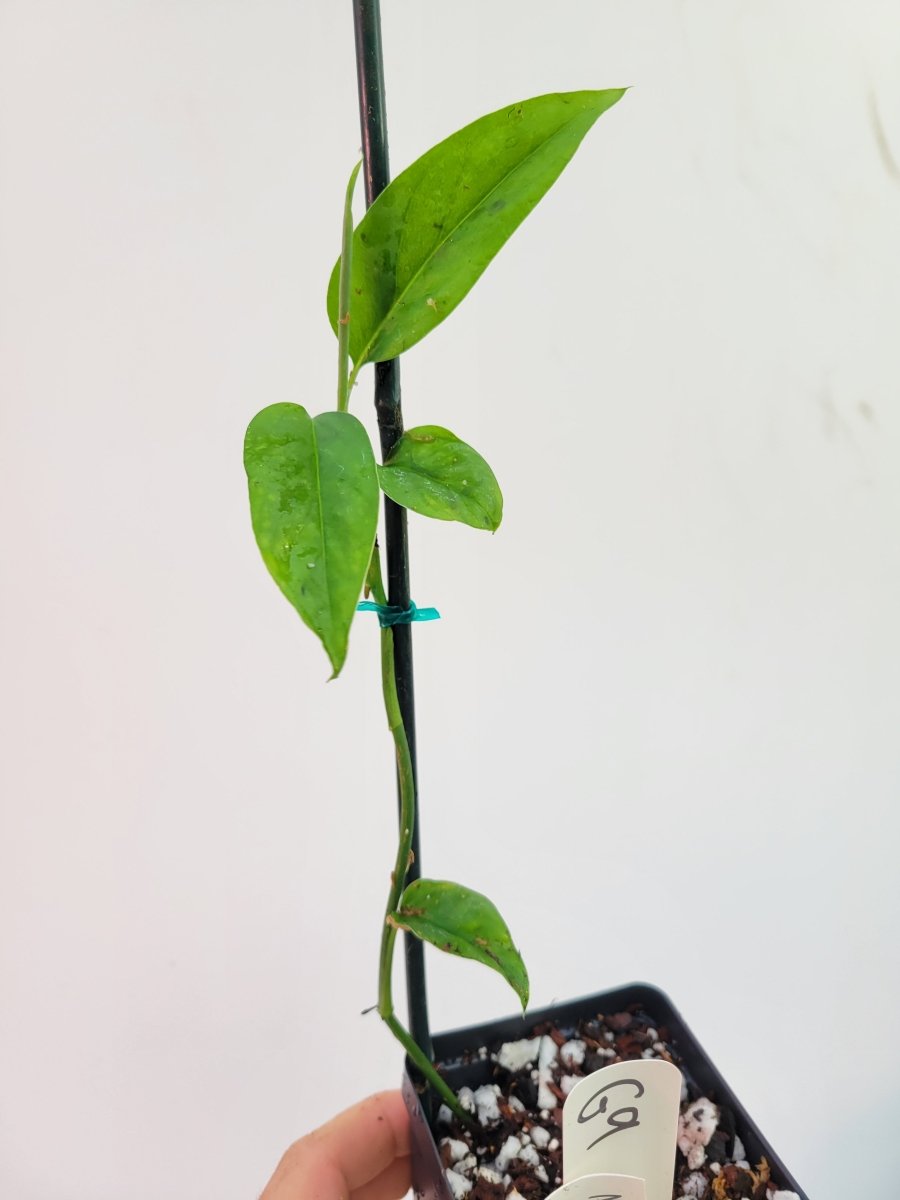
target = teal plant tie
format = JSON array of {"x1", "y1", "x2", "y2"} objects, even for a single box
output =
[{"x1": 356, "y1": 600, "x2": 441, "y2": 628}]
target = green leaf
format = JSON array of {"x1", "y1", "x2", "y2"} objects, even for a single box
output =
[
  {"x1": 337, "y1": 159, "x2": 362, "y2": 412},
  {"x1": 243, "y1": 404, "x2": 378, "y2": 677},
  {"x1": 327, "y1": 89, "x2": 625, "y2": 366},
  {"x1": 392, "y1": 878, "x2": 529, "y2": 1009},
  {"x1": 377, "y1": 425, "x2": 502, "y2": 531}
]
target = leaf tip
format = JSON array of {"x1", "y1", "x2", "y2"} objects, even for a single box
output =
[
  {"x1": 515, "y1": 966, "x2": 530, "y2": 1011},
  {"x1": 325, "y1": 640, "x2": 348, "y2": 680}
]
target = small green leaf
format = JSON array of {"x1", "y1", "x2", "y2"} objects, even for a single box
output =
[
  {"x1": 327, "y1": 89, "x2": 625, "y2": 365},
  {"x1": 337, "y1": 159, "x2": 362, "y2": 412},
  {"x1": 243, "y1": 403, "x2": 378, "y2": 677},
  {"x1": 392, "y1": 878, "x2": 529, "y2": 1009},
  {"x1": 378, "y1": 425, "x2": 502, "y2": 531}
]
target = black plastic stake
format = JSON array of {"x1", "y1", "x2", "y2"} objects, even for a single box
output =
[{"x1": 351, "y1": 0, "x2": 432, "y2": 1067}]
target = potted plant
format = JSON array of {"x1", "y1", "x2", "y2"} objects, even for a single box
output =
[{"x1": 242, "y1": 5, "x2": 809, "y2": 1199}]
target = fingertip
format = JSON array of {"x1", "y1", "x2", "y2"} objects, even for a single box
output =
[
  {"x1": 360, "y1": 1089, "x2": 412, "y2": 1159},
  {"x1": 259, "y1": 1090, "x2": 414, "y2": 1199}
]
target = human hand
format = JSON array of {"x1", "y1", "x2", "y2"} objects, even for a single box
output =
[{"x1": 260, "y1": 1089, "x2": 411, "y2": 1200}]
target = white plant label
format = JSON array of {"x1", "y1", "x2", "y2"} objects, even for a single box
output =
[
  {"x1": 562, "y1": 1059, "x2": 682, "y2": 1200},
  {"x1": 545, "y1": 1172, "x2": 647, "y2": 1200}
]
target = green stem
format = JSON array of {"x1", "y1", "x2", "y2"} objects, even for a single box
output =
[
  {"x1": 367, "y1": 549, "x2": 466, "y2": 1120},
  {"x1": 383, "y1": 1009, "x2": 462, "y2": 1116},
  {"x1": 346, "y1": 359, "x2": 362, "y2": 405},
  {"x1": 337, "y1": 161, "x2": 362, "y2": 413}
]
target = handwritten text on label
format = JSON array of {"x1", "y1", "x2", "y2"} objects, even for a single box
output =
[{"x1": 576, "y1": 1075, "x2": 644, "y2": 1148}]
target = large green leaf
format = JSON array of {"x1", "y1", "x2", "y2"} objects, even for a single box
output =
[
  {"x1": 392, "y1": 878, "x2": 529, "y2": 1009},
  {"x1": 327, "y1": 89, "x2": 625, "y2": 366},
  {"x1": 243, "y1": 404, "x2": 378, "y2": 677},
  {"x1": 378, "y1": 425, "x2": 502, "y2": 531}
]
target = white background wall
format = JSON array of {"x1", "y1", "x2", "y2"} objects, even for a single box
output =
[{"x1": 2, "y1": 2, "x2": 899, "y2": 1197}]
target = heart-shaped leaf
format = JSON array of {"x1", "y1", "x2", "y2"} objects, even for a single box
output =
[
  {"x1": 378, "y1": 425, "x2": 502, "y2": 531},
  {"x1": 392, "y1": 878, "x2": 529, "y2": 1009},
  {"x1": 327, "y1": 89, "x2": 625, "y2": 366},
  {"x1": 243, "y1": 403, "x2": 378, "y2": 677}
]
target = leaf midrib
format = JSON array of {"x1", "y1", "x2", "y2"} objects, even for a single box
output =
[
  {"x1": 397, "y1": 911, "x2": 519, "y2": 986},
  {"x1": 310, "y1": 421, "x2": 334, "y2": 651},
  {"x1": 355, "y1": 103, "x2": 593, "y2": 366},
  {"x1": 382, "y1": 459, "x2": 495, "y2": 527}
]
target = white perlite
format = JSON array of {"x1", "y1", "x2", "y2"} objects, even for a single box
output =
[
  {"x1": 440, "y1": 1138, "x2": 469, "y2": 1165},
  {"x1": 537, "y1": 1035, "x2": 558, "y2": 1111},
  {"x1": 472, "y1": 1084, "x2": 502, "y2": 1126},
  {"x1": 539, "y1": 1035, "x2": 557, "y2": 1068},
  {"x1": 475, "y1": 1165, "x2": 503, "y2": 1185},
  {"x1": 456, "y1": 1087, "x2": 476, "y2": 1115},
  {"x1": 494, "y1": 1135, "x2": 523, "y2": 1173},
  {"x1": 494, "y1": 1036, "x2": 541, "y2": 1073},
  {"x1": 518, "y1": 1142, "x2": 541, "y2": 1167},
  {"x1": 559, "y1": 1038, "x2": 586, "y2": 1068},
  {"x1": 733, "y1": 1133, "x2": 749, "y2": 1169},
  {"x1": 677, "y1": 1097, "x2": 720, "y2": 1170},
  {"x1": 680, "y1": 1171, "x2": 708, "y2": 1198},
  {"x1": 529, "y1": 1124, "x2": 550, "y2": 1149},
  {"x1": 444, "y1": 1168, "x2": 472, "y2": 1199}
]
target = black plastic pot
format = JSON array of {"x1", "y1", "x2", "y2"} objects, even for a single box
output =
[{"x1": 402, "y1": 982, "x2": 808, "y2": 1200}]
